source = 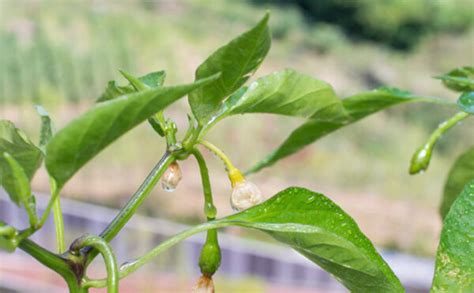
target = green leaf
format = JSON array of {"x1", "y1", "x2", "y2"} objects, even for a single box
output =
[
  {"x1": 440, "y1": 147, "x2": 474, "y2": 219},
  {"x1": 432, "y1": 180, "x2": 474, "y2": 292},
  {"x1": 0, "y1": 121, "x2": 42, "y2": 203},
  {"x1": 2, "y1": 152, "x2": 33, "y2": 205},
  {"x1": 97, "y1": 70, "x2": 166, "y2": 102},
  {"x1": 457, "y1": 91, "x2": 474, "y2": 114},
  {"x1": 2, "y1": 153, "x2": 37, "y2": 225},
  {"x1": 247, "y1": 87, "x2": 452, "y2": 174},
  {"x1": 220, "y1": 187, "x2": 403, "y2": 292},
  {"x1": 97, "y1": 70, "x2": 168, "y2": 136},
  {"x1": 35, "y1": 105, "x2": 54, "y2": 152},
  {"x1": 46, "y1": 75, "x2": 219, "y2": 188},
  {"x1": 133, "y1": 70, "x2": 166, "y2": 89},
  {"x1": 188, "y1": 13, "x2": 271, "y2": 124},
  {"x1": 97, "y1": 81, "x2": 129, "y2": 103},
  {"x1": 436, "y1": 66, "x2": 474, "y2": 92},
  {"x1": 228, "y1": 69, "x2": 347, "y2": 119},
  {"x1": 119, "y1": 70, "x2": 150, "y2": 91}
]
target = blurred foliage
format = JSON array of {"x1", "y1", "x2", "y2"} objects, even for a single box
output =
[
  {"x1": 255, "y1": 0, "x2": 474, "y2": 49},
  {"x1": 0, "y1": 0, "x2": 472, "y2": 207}
]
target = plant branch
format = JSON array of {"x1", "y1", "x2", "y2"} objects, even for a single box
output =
[
  {"x1": 52, "y1": 197, "x2": 65, "y2": 253},
  {"x1": 85, "y1": 152, "x2": 175, "y2": 264},
  {"x1": 191, "y1": 148, "x2": 217, "y2": 219},
  {"x1": 82, "y1": 221, "x2": 233, "y2": 288},
  {"x1": 192, "y1": 148, "x2": 221, "y2": 275},
  {"x1": 38, "y1": 179, "x2": 61, "y2": 228},
  {"x1": 18, "y1": 238, "x2": 83, "y2": 292},
  {"x1": 199, "y1": 140, "x2": 235, "y2": 172},
  {"x1": 426, "y1": 111, "x2": 469, "y2": 149},
  {"x1": 199, "y1": 140, "x2": 245, "y2": 186},
  {"x1": 71, "y1": 235, "x2": 118, "y2": 293},
  {"x1": 50, "y1": 177, "x2": 66, "y2": 253}
]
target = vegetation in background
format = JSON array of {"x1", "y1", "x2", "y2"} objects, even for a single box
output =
[{"x1": 255, "y1": 0, "x2": 474, "y2": 49}]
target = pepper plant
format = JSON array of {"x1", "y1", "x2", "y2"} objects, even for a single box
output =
[{"x1": 0, "y1": 13, "x2": 473, "y2": 293}]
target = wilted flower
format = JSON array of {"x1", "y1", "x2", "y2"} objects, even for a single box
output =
[
  {"x1": 192, "y1": 275, "x2": 214, "y2": 293},
  {"x1": 161, "y1": 162, "x2": 182, "y2": 192},
  {"x1": 230, "y1": 180, "x2": 264, "y2": 211}
]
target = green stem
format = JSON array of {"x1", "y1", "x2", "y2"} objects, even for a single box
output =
[
  {"x1": 35, "y1": 178, "x2": 65, "y2": 252},
  {"x1": 83, "y1": 221, "x2": 233, "y2": 289},
  {"x1": 24, "y1": 201, "x2": 38, "y2": 228},
  {"x1": 18, "y1": 238, "x2": 83, "y2": 292},
  {"x1": 192, "y1": 148, "x2": 221, "y2": 276},
  {"x1": 199, "y1": 140, "x2": 236, "y2": 172},
  {"x1": 85, "y1": 152, "x2": 174, "y2": 264},
  {"x1": 38, "y1": 179, "x2": 61, "y2": 228},
  {"x1": 409, "y1": 111, "x2": 470, "y2": 174},
  {"x1": 199, "y1": 140, "x2": 245, "y2": 186},
  {"x1": 71, "y1": 235, "x2": 118, "y2": 293},
  {"x1": 191, "y1": 149, "x2": 217, "y2": 219},
  {"x1": 425, "y1": 111, "x2": 469, "y2": 148},
  {"x1": 52, "y1": 194, "x2": 66, "y2": 253}
]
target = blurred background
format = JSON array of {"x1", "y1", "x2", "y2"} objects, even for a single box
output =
[{"x1": 0, "y1": 0, "x2": 473, "y2": 292}]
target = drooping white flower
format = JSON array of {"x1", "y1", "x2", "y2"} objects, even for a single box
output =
[{"x1": 230, "y1": 180, "x2": 264, "y2": 211}]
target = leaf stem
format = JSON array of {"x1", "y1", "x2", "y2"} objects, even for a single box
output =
[
  {"x1": 85, "y1": 152, "x2": 175, "y2": 264},
  {"x1": 71, "y1": 235, "x2": 118, "y2": 293}
]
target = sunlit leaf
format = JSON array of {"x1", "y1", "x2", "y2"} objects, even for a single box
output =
[
  {"x1": 46, "y1": 75, "x2": 219, "y2": 188},
  {"x1": 219, "y1": 187, "x2": 404, "y2": 292},
  {"x1": 432, "y1": 180, "x2": 474, "y2": 292},
  {"x1": 228, "y1": 69, "x2": 346, "y2": 119},
  {"x1": 201, "y1": 70, "x2": 347, "y2": 137},
  {"x1": 189, "y1": 13, "x2": 271, "y2": 124},
  {"x1": 440, "y1": 147, "x2": 474, "y2": 219},
  {"x1": 247, "y1": 88, "x2": 453, "y2": 174}
]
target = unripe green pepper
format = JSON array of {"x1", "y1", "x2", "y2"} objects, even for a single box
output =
[{"x1": 198, "y1": 231, "x2": 221, "y2": 277}]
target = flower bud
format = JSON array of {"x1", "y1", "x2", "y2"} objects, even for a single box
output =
[
  {"x1": 161, "y1": 162, "x2": 182, "y2": 192},
  {"x1": 230, "y1": 180, "x2": 264, "y2": 211},
  {"x1": 409, "y1": 146, "x2": 432, "y2": 175},
  {"x1": 192, "y1": 275, "x2": 214, "y2": 293}
]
